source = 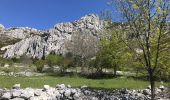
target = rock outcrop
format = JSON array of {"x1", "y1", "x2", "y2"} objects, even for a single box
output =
[
  {"x1": 0, "y1": 84, "x2": 169, "y2": 100},
  {"x1": 0, "y1": 14, "x2": 104, "y2": 59}
]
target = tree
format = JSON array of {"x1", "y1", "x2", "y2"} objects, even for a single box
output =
[
  {"x1": 110, "y1": 0, "x2": 170, "y2": 99},
  {"x1": 99, "y1": 10, "x2": 113, "y2": 22},
  {"x1": 66, "y1": 29, "x2": 99, "y2": 73},
  {"x1": 98, "y1": 29, "x2": 129, "y2": 76}
]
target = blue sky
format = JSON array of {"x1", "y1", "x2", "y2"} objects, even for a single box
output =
[{"x1": 0, "y1": 0, "x2": 120, "y2": 29}]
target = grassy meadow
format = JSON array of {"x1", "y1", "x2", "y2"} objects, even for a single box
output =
[{"x1": 0, "y1": 75, "x2": 164, "y2": 89}]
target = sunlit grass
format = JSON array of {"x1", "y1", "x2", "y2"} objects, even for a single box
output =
[{"x1": 0, "y1": 75, "x2": 153, "y2": 89}]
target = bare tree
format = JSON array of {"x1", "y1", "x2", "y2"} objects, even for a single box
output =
[
  {"x1": 111, "y1": 0, "x2": 170, "y2": 99},
  {"x1": 65, "y1": 29, "x2": 99, "y2": 73}
]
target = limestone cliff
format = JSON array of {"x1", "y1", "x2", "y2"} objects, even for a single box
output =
[{"x1": 0, "y1": 14, "x2": 104, "y2": 59}]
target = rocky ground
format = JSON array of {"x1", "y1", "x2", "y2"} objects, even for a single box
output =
[{"x1": 0, "y1": 84, "x2": 169, "y2": 100}]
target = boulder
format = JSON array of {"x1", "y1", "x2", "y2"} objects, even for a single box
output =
[
  {"x1": 56, "y1": 84, "x2": 66, "y2": 89},
  {"x1": 71, "y1": 89, "x2": 77, "y2": 94},
  {"x1": 143, "y1": 89, "x2": 151, "y2": 95},
  {"x1": 81, "y1": 85, "x2": 88, "y2": 89},
  {"x1": 12, "y1": 84, "x2": 20, "y2": 89},
  {"x1": 73, "y1": 92, "x2": 81, "y2": 100},
  {"x1": 12, "y1": 90, "x2": 22, "y2": 97},
  {"x1": 37, "y1": 92, "x2": 48, "y2": 100},
  {"x1": 20, "y1": 88, "x2": 34, "y2": 99},
  {"x1": 34, "y1": 89, "x2": 43, "y2": 96},
  {"x1": 159, "y1": 85, "x2": 165, "y2": 91},
  {"x1": 43, "y1": 85, "x2": 50, "y2": 91},
  {"x1": 147, "y1": 85, "x2": 151, "y2": 89},
  {"x1": 67, "y1": 84, "x2": 71, "y2": 88},
  {"x1": 25, "y1": 72, "x2": 33, "y2": 77},
  {"x1": 46, "y1": 88, "x2": 55, "y2": 96},
  {"x1": 54, "y1": 90, "x2": 61, "y2": 97},
  {"x1": 64, "y1": 89, "x2": 71, "y2": 97},
  {"x1": 1, "y1": 92, "x2": 11, "y2": 99}
]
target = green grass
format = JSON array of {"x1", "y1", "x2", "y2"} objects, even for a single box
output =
[
  {"x1": 0, "y1": 75, "x2": 166, "y2": 89},
  {"x1": 0, "y1": 75, "x2": 153, "y2": 89}
]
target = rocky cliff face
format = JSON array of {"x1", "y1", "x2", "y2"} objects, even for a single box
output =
[{"x1": 0, "y1": 14, "x2": 104, "y2": 59}]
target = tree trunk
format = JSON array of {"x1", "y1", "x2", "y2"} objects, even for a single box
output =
[
  {"x1": 113, "y1": 65, "x2": 117, "y2": 76},
  {"x1": 149, "y1": 71, "x2": 155, "y2": 100}
]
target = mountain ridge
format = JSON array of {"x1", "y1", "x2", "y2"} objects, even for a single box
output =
[{"x1": 0, "y1": 14, "x2": 104, "y2": 59}]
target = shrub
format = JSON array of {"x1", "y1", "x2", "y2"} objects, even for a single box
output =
[
  {"x1": 34, "y1": 60, "x2": 46, "y2": 72},
  {"x1": 46, "y1": 54, "x2": 63, "y2": 67}
]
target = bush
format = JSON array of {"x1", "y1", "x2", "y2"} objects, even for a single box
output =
[
  {"x1": 34, "y1": 60, "x2": 46, "y2": 72},
  {"x1": 1, "y1": 68, "x2": 11, "y2": 73},
  {"x1": 46, "y1": 54, "x2": 63, "y2": 67}
]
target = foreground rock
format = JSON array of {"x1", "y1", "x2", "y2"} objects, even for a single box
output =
[{"x1": 0, "y1": 84, "x2": 169, "y2": 100}]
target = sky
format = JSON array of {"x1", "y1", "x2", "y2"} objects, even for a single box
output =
[{"x1": 0, "y1": 0, "x2": 120, "y2": 29}]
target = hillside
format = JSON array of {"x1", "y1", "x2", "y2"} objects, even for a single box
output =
[{"x1": 0, "y1": 14, "x2": 104, "y2": 59}]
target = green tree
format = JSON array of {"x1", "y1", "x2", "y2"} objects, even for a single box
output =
[
  {"x1": 110, "y1": 0, "x2": 170, "y2": 99},
  {"x1": 93, "y1": 29, "x2": 129, "y2": 76}
]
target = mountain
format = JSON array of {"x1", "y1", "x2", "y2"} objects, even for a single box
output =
[{"x1": 0, "y1": 14, "x2": 104, "y2": 59}]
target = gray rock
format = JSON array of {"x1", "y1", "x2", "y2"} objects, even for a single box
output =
[
  {"x1": 56, "y1": 84, "x2": 65, "y2": 89},
  {"x1": 81, "y1": 85, "x2": 88, "y2": 89},
  {"x1": 143, "y1": 89, "x2": 151, "y2": 95},
  {"x1": 12, "y1": 84, "x2": 20, "y2": 89},
  {"x1": 64, "y1": 89, "x2": 71, "y2": 97},
  {"x1": 12, "y1": 90, "x2": 22, "y2": 97},
  {"x1": 0, "y1": 84, "x2": 168, "y2": 100},
  {"x1": 67, "y1": 84, "x2": 71, "y2": 88},
  {"x1": 159, "y1": 85, "x2": 165, "y2": 91},
  {"x1": 34, "y1": 89, "x2": 43, "y2": 96},
  {"x1": 1, "y1": 14, "x2": 104, "y2": 59},
  {"x1": 25, "y1": 72, "x2": 33, "y2": 77},
  {"x1": 43, "y1": 85, "x2": 50, "y2": 91},
  {"x1": 46, "y1": 88, "x2": 55, "y2": 96},
  {"x1": 14, "y1": 72, "x2": 33, "y2": 77},
  {"x1": 29, "y1": 96, "x2": 40, "y2": 100},
  {"x1": 121, "y1": 88, "x2": 129, "y2": 94},
  {"x1": 1, "y1": 92, "x2": 11, "y2": 99},
  {"x1": 59, "y1": 89, "x2": 65, "y2": 94},
  {"x1": 54, "y1": 90, "x2": 61, "y2": 97},
  {"x1": 0, "y1": 89, "x2": 3, "y2": 96},
  {"x1": 20, "y1": 88, "x2": 34, "y2": 99},
  {"x1": 73, "y1": 92, "x2": 81, "y2": 100},
  {"x1": 71, "y1": 89, "x2": 77, "y2": 94},
  {"x1": 11, "y1": 98, "x2": 24, "y2": 100},
  {"x1": 147, "y1": 85, "x2": 151, "y2": 89},
  {"x1": 37, "y1": 92, "x2": 48, "y2": 100}
]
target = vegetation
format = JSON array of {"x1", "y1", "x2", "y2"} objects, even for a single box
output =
[
  {"x1": 110, "y1": 0, "x2": 170, "y2": 99},
  {"x1": 34, "y1": 60, "x2": 46, "y2": 72},
  {"x1": 0, "y1": 75, "x2": 163, "y2": 89},
  {"x1": 0, "y1": 2, "x2": 169, "y2": 99}
]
